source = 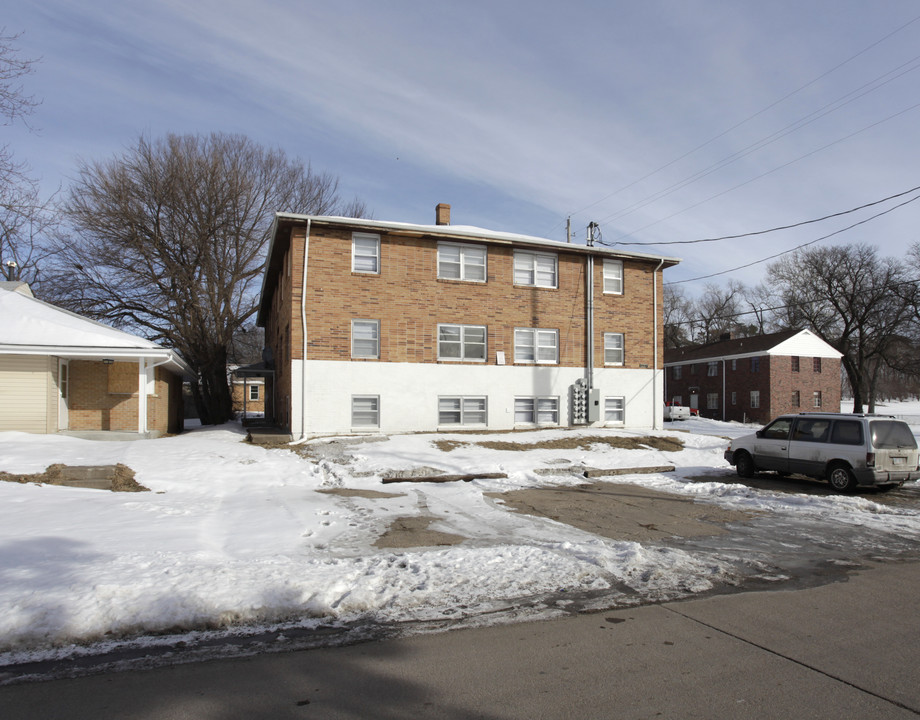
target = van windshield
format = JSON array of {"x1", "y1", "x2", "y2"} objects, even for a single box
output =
[{"x1": 870, "y1": 421, "x2": 918, "y2": 449}]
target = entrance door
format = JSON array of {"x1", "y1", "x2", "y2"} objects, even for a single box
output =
[
  {"x1": 58, "y1": 359, "x2": 70, "y2": 430},
  {"x1": 689, "y1": 394, "x2": 699, "y2": 413}
]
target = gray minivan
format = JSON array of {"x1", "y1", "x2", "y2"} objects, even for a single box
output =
[{"x1": 724, "y1": 412, "x2": 920, "y2": 493}]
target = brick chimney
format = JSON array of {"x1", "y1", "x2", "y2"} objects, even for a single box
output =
[{"x1": 435, "y1": 203, "x2": 451, "y2": 225}]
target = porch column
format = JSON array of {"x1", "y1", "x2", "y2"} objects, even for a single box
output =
[{"x1": 137, "y1": 359, "x2": 148, "y2": 434}]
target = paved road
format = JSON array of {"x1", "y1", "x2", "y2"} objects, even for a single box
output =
[{"x1": 2, "y1": 560, "x2": 918, "y2": 719}]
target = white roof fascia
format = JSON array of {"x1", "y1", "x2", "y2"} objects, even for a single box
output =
[
  {"x1": 0, "y1": 345, "x2": 193, "y2": 376},
  {"x1": 663, "y1": 330, "x2": 843, "y2": 367}
]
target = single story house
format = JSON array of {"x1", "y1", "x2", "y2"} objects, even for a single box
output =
[{"x1": 0, "y1": 283, "x2": 191, "y2": 437}]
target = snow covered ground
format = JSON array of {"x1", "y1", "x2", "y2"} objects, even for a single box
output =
[{"x1": 1, "y1": 401, "x2": 919, "y2": 670}]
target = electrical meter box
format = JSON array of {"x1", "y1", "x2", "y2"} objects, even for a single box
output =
[{"x1": 587, "y1": 388, "x2": 601, "y2": 422}]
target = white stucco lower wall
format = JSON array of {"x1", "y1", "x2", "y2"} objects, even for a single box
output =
[{"x1": 290, "y1": 360, "x2": 663, "y2": 437}]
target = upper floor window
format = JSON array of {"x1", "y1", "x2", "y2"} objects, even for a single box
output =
[
  {"x1": 813, "y1": 357, "x2": 822, "y2": 373},
  {"x1": 707, "y1": 362, "x2": 718, "y2": 377},
  {"x1": 351, "y1": 319, "x2": 380, "y2": 359},
  {"x1": 514, "y1": 328, "x2": 558, "y2": 364},
  {"x1": 514, "y1": 250, "x2": 557, "y2": 288},
  {"x1": 731, "y1": 359, "x2": 737, "y2": 371},
  {"x1": 352, "y1": 233, "x2": 380, "y2": 274},
  {"x1": 603, "y1": 259, "x2": 623, "y2": 294},
  {"x1": 438, "y1": 242, "x2": 486, "y2": 282},
  {"x1": 791, "y1": 356, "x2": 800, "y2": 372},
  {"x1": 438, "y1": 324, "x2": 486, "y2": 361},
  {"x1": 672, "y1": 365, "x2": 682, "y2": 379},
  {"x1": 751, "y1": 357, "x2": 760, "y2": 372},
  {"x1": 604, "y1": 332, "x2": 624, "y2": 365}
]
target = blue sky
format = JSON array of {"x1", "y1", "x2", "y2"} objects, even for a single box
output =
[{"x1": 6, "y1": 1, "x2": 920, "y2": 295}]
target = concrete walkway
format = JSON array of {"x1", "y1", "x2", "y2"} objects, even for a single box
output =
[{"x1": 2, "y1": 560, "x2": 919, "y2": 719}]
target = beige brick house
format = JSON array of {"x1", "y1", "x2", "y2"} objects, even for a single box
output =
[
  {"x1": 663, "y1": 329, "x2": 843, "y2": 424},
  {"x1": 256, "y1": 205, "x2": 680, "y2": 438},
  {"x1": 0, "y1": 283, "x2": 191, "y2": 437}
]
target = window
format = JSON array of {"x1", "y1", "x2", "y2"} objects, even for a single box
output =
[
  {"x1": 792, "y1": 390, "x2": 800, "y2": 407},
  {"x1": 690, "y1": 363, "x2": 697, "y2": 375},
  {"x1": 763, "y1": 418, "x2": 792, "y2": 440},
  {"x1": 604, "y1": 333, "x2": 624, "y2": 365},
  {"x1": 514, "y1": 328, "x2": 558, "y2": 364},
  {"x1": 813, "y1": 357, "x2": 822, "y2": 373},
  {"x1": 672, "y1": 395, "x2": 683, "y2": 405},
  {"x1": 248, "y1": 384, "x2": 261, "y2": 402},
  {"x1": 707, "y1": 362, "x2": 718, "y2": 377},
  {"x1": 731, "y1": 359, "x2": 737, "y2": 371},
  {"x1": 351, "y1": 396, "x2": 379, "y2": 427},
  {"x1": 751, "y1": 357, "x2": 760, "y2": 372},
  {"x1": 438, "y1": 242, "x2": 486, "y2": 282},
  {"x1": 791, "y1": 356, "x2": 800, "y2": 372},
  {"x1": 351, "y1": 320, "x2": 380, "y2": 358},
  {"x1": 513, "y1": 250, "x2": 557, "y2": 288},
  {"x1": 352, "y1": 233, "x2": 380, "y2": 273},
  {"x1": 603, "y1": 259, "x2": 623, "y2": 294},
  {"x1": 750, "y1": 390, "x2": 760, "y2": 408},
  {"x1": 793, "y1": 418, "x2": 829, "y2": 443},
  {"x1": 731, "y1": 392, "x2": 737, "y2": 405},
  {"x1": 707, "y1": 393, "x2": 719, "y2": 410},
  {"x1": 605, "y1": 397, "x2": 625, "y2": 423},
  {"x1": 438, "y1": 324, "x2": 486, "y2": 361},
  {"x1": 813, "y1": 390, "x2": 822, "y2": 408},
  {"x1": 514, "y1": 396, "x2": 559, "y2": 425},
  {"x1": 438, "y1": 396, "x2": 487, "y2": 425},
  {"x1": 831, "y1": 420, "x2": 863, "y2": 445},
  {"x1": 672, "y1": 365, "x2": 682, "y2": 379}
]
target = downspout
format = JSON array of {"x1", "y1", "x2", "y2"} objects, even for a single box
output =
[
  {"x1": 722, "y1": 359, "x2": 726, "y2": 421},
  {"x1": 586, "y1": 255, "x2": 594, "y2": 391},
  {"x1": 653, "y1": 259, "x2": 664, "y2": 430},
  {"x1": 300, "y1": 220, "x2": 310, "y2": 440}
]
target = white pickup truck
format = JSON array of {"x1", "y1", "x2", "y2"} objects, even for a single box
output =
[{"x1": 663, "y1": 402, "x2": 691, "y2": 421}]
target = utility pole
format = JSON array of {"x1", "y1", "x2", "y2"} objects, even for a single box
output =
[{"x1": 566, "y1": 216, "x2": 571, "y2": 244}]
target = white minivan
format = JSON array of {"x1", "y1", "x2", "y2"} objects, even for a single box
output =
[{"x1": 724, "y1": 412, "x2": 920, "y2": 493}]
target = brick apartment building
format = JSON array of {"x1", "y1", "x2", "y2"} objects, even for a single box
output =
[
  {"x1": 256, "y1": 205, "x2": 680, "y2": 438},
  {"x1": 663, "y1": 329, "x2": 843, "y2": 424}
]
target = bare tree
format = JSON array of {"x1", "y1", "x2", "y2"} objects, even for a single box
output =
[
  {"x1": 768, "y1": 244, "x2": 915, "y2": 412},
  {"x1": 689, "y1": 280, "x2": 755, "y2": 344},
  {"x1": 663, "y1": 285, "x2": 694, "y2": 348},
  {"x1": 49, "y1": 132, "x2": 367, "y2": 424},
  {"x1": 0, "y1": 29, "x2": 56, "y2": 286}
]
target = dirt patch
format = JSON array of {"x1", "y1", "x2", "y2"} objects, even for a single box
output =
[
  {"x1": 374, "y1": 516, "x2": 467, "y2": 548},
  {"x1": 486, "y1": 481, "x2": 753, "y2": 543},
  {"x1": 317, "y1": 488, "x2": 405, "y2": 499},
  {"x1": 438, "y1": 435, "x2": 684, "y2": 453},
  {"x1": 0, "y1": 463, "x2": 148, "y2": 492}
]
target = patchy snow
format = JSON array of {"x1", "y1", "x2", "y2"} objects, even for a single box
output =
[{"x1": 0, "y1": 403, "x2": 919, "y2": 667}]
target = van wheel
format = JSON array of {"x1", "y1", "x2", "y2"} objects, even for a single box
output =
[
  {"x1": 827, "y1": 464, "x2": 857, "y2": 493},
  {"x1": 735, "y1": 451, "x2": 755, "y2": 478}
]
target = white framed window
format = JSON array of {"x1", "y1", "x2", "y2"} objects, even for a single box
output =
[
  {"x1": 603, "y1": 259, "x2": 623, "y2": 294},
  {"x1": 351, "y1": 395, "x2": 379, "y2": 427},
  {"x1": 248, "y1": 384, "x2": 261, "y2": 402},
  {"x1": 813, "y1": 390, "x2": 822, "y2": 408},
  {"x1": 707, "y1": 393, "x2": 718, "y2": 410},
  {"x1": 438, "y1": 396, "x2": 487, "y2": 425},
  {"x1": 750, "y1": 390, "x2": 760, "y2": 408},
  {"x1": 513, "y1": 250, "x2": 557, "y2": 288},
  {"x1": 672, "y1": 365, "x2": 682, "y2": 379},
  {"x1": 514, "y1": 328, "x2": 558, "y2": 364},
  {"x1": 707, "y1": 362, "x2": 718, "y2": 377},
  {"x1": 351, "y1": 319, "x2": 380, "y2": 359},
  {"x1": 731, "y1": 359, "x2": 737, "y2": 371},
  {"x1": 438, "y1": 324, "x2": 486, "y2": 361},
  {"x1": 514, "y1": 396, "x2": 559, "y2": 425},
  {"x1": 437, "y1": 242, "x2": 486, "y2": 282},
  {"x1": 605, "y1": 397, "x2": 625, "y2": 423},
  {"x1": 352, "y1": 233, "x2": 380, "y2": 274},
  {"x1": 604, "y1": 333, "x2": 624, "y2": 365}
]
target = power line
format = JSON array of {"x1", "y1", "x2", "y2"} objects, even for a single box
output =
[
  {"x1": 602, "y1": 183, "x2": 920, "y2": 246},
  {"x1": 664, "y1": 191, "x2": 920, "y2": 285}
]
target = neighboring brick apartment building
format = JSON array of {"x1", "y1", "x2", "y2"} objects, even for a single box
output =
[
  {"x1": 256, "y1": 205, "x2": 680, "y2": 438},
  {"x1": 663, "y1": 329, "x2": 843, "y2": 424}
]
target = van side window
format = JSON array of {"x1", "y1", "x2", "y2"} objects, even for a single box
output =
[
  {"x1": 793, "y1": 419, "x2": 830, "y2": 442},
  {"x1": 763, "y1": 419, "x2": 792, "y2": 440},
  {"x1": 831, "y1": 420, "x2": 863, "y2": 446}
]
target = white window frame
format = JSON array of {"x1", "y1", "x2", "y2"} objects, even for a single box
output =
[
  {"x1": 603, "y1": 259, "x2": 624, "y2": 295},
  {"x1": 514, "y1": 396, "x2": 559, "y2": 425},
  {"x1": 438, "y1": 396, "x2": 488, "y2": 426},
  {"x1": 604, "y1": 396, "x2": 625, "y2": 424},
  {"x1": 813, "y1": 390, "x2": 822, "y2": 408},
  {"x1": 750, "y1": 390, "x2": 760, "y2": 408},
  {"x1": 673, "y1": 365, "x2": 682, "y2": 379},
  {"x1": 437, "y1": 323, "x2": 487, "y2": 362},
  {"x1": 513, "y1": 250, "x2": 557, "y2": 288},
  {"x1": 514, "y1": 328, "x2": 558, "y2": 364},
  {"x1": 707, "y1": 392, "x2": 719, "y2": 410},
  {"x1": 351, "y1": 395, "x2": 379, "y2": 428},
  {"x1": 707, "y1": 362, "x2": 718, "y2": 377},
  {"x1": 351, "y1": 319, "x2": 380, "y2": 359},
  {"x1": 604, "y1": 332, "x2": 625, "y2": 366},
  {"x1": 248, "y1": 384, "x2": 261, "y2": 402},
  {"x1": 352, "y1": 232, "x2": 380, "y2": 274},
  {"x1": 437, "y1": 242, "x2": 486, "y2": 282}
]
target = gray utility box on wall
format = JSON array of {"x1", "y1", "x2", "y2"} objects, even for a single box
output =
[{"x1": 587, "y1": 388, "x2": 601, "y2": 422}]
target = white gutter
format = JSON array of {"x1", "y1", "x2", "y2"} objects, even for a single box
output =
[
  {"x1": 300, "y1": 219, "x2": 311, "y2": 440},
  {"x1": 653, "y1": 259, "x2": 664, "y2": 430}
]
